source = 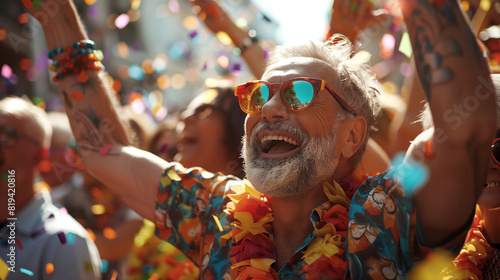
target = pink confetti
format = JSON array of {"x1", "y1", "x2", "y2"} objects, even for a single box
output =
[
  {"x1": 1, "y1": 64, "x2": 12, "y2": 78},
  {"x1": 99, "y1": 143, "x2": 111, "y2": 156},
  {"x1": 115, "y1": 14, "x2": 130, "y2": 29}
]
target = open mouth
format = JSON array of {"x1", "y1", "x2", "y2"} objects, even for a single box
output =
[
  {"x1": 485, "y1": 182, "x2": 500, "y2": 189},
  {"x1": 259, "y1": 134, "x2": 301, "y2": 155}
]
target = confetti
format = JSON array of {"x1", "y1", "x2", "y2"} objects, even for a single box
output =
[
  {"x1": 57, "y1": 232, "x2": 67, "y2": 245},
  {"x1": 1, "y1": 64, "x2": 12, "y2": 78},
  {"x1": 91, "y1": 204, "x2": 106, "y2": 215},
  {"x1": 128, "y1": 64, "x2": 144, "y2": 80},
  {"x1": 399, "y1": 32, "x2": 413, "y2": 58},
  {"x1": 38, "y1": 159, "x2": 52, "y2": 172},
  {"x1": 69, "y1": 90, "x2": 85, "y2": 101},
  {"x1": 103, "y1": 227, "x2": 117, "y2": 240},
  {"x1": 1, "y1": 173, "x2": 8, "y2": 181},
  {"x1": 66, "y1": 232, "x2": 75, "y2": 244},
  {"x1": 101, "y1": 260, "x2": 109, "y2": 273},
  {"x1": 33, "y1": 0, "x2": 40, "y2": 10},
  {"x1": 115, "y1": 14, "x2": 130, "y2": 29},
  {"x1": 77, "y1": 71, "x2": 89, "y2": 83},
  {"x1": 98, "y1": 143, "x2": 111, "y2": 156},
  {"x1": 46, "y1": 263, "x2": 54, "y2": 275},
  {"x1": 111, "y1": 270, "x2": 118, "y2": 280},
  {"x1": 86, "y1": 229, "x2": 96, "y2": 241},
  {"x1": 15, "y1": 238, "x2": 23, "y2": 250},
  {"x1": 0, "y1": 259, "x2": 9, "y2": 279},
  {"x1": 212, "y1": 215, "x2": 223, "y2": 232},
  {"x1": 391, "y1": 152, "x2": 429, "y2": 195},
  {"x1": 21, "y1": 0, "x2": 33, "y2": 8},
  {"x1": 20, "y1": 268, "x2": 34, "y2": 276}
]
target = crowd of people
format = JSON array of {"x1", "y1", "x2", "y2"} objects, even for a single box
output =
[{"x1": 1, "y1": 0, "x2": 500, "y2": 279}]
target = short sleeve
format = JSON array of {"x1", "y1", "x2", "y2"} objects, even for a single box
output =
[
  {"x1": 346, "y1": 168, "x2": 466, "y2": 280},
  {"x1": 154, "y1": 162, "x2": 238, "y2": 272}
]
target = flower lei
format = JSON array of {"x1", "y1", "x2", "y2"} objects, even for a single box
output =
[
  {"x1": 441, "y1": 205, "x2": 493, "y2": 280},
  {"x1": 221, "y1": 179, "x2": 352, "y2": 280}
]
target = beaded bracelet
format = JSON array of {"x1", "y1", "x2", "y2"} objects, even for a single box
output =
[
  {"x1": 238, "y1": 36, "x2": 259, "y2": 55},
  {"x1": 48, "y1": 40, "x2": 95, "y2": 60},
  {"x1": 49, "y1": 49, "x2": 97, "y2": 72},
  {"x1": 52, "y1": 61, "x2": 105, "y2": 83}
]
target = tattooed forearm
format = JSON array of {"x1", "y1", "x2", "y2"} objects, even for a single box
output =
[
  {"x1": 406, "y1": 0, "x2": 480, "y2": 101},
  {"x1": 72, "y1": 110, "x2": 119, "y2": 156}
]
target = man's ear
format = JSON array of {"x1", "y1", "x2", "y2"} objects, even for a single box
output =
[{"x1": 339, "y1": 116, "x2": 367, "y2": 159}]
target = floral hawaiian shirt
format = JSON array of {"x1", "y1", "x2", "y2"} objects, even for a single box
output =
[
  {"x1": 155, "y1": 163, "x2": 465, "y2": 279},
  {"x1": 346, "y1": 167, "x2": 466, "y2": 280}
]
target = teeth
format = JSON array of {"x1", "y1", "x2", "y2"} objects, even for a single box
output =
[
  {"x1": 261, "y1": 135, "x2": 299, "y2": 146},
  {"x1": 485, "y1": 182, "x2": 500, "y2": 188}
]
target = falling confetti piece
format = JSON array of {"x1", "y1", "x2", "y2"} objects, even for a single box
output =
[
  {"x1": 1, "y1": 64, "x2": 12, "y2": 78},
  {"x1": 21, "y1": 0, "x2": 33, "y2": 8},
  {"x1": 15, "y1": 238, "x2": 23, "y2": 250},
  {"x1": 20, "y1": 268, "x2": 34, "y2": 276},
  {"x1": 1, "y1": 173, "x2": 8, "y2": 181},
  {"x1": 115, "y1": 14, "x2": 130, "y2": 29},
  {"x1": 66, "y1": 232, "x2": 75, "y2": 244},
  {"x1": 57, "y1": 232, "x2": 67, "y2": 245},
  {"x1": 77, "y1": 71, "x2": 89, "y2": 83},
  {"x1": 391, "y1": 152, "x2": 429, "y2": 195},
  {"x1": 111, "y1": 270, "x2": 118, "y2": 280},
  {"x1": 33, "y1": 0, "x2": 40, "y2": 10},
  {"x1": 399, "y1": 32, "x2": 413, "y2": 58},
  {"x1": 103, "y1": 227, "x2": 117, "y2": 240},
  {"x1": 39, "y1": 159, "x2": 52, "y2": 172},
  {"x1": 212, "y1": 215, "x2": 223, "y2": 232},
  {"x1": 98, "y1": 143, "x2": 111, "y2": 156},
  {"x1": 0, "y1": 259, "x2": 9, "y2": 279},
  {"x1": 91, "y1": 204, "x2": 106, "y2": 215},
  {"x1": 46, "y1": 263, "x2": 54, "y2": 275},
  {"x1": 102, "y1": 260, "x2": 109, "y2": 273},
  {"x1": 69, "y1": 90, "x2": 85, "y2": 101}
]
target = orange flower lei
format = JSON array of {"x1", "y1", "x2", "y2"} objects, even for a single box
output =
[
  {"x1": 441, "y1": 205, "x2": 493, "y2": 280},
  {"x1": 221, "y1": 180, "x2": 351, "y2": 280}
]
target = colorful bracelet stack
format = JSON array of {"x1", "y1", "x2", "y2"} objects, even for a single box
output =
[{"x1": 48, "y1": 40, "x2": 105, "y2": 83}]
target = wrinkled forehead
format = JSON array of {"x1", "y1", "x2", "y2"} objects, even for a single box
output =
[{"x1": 262, "y1": 57, "x2": 340, "y2": 86}]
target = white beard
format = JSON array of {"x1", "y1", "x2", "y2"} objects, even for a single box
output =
[{"x1": 242, "y1": 122, "x2": 340, "y2": 198}]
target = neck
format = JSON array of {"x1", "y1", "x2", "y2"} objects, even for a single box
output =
[
  {"x1": 482, "y1": 207, "x2": 500, "y2": 244},
  {"x1": 270, "y1": 183, "x2": 328, "y2": 270}
]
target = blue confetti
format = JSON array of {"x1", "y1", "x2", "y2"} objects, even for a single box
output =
[
  {"x1": 66, "y1": 232, "x2": 75, "y2": 245},
  {"x1": 102, "y1": 260, "x2": 109, "y2": 273},
  {"x1": 20, "y1": 268, "x2": 34, "y2": 276},
  {"x1": 391, "y1": 152, "x2": 429, "y2": 195}
]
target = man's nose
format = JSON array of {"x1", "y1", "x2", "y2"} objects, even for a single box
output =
[{"x1": 260, "y1": 88, "x2": 290, "y2": 122}]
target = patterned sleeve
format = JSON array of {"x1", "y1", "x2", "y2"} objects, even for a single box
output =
[
  {"x1": 346, "y1": 167, "x2": 466, "y2": 280},
  {"x1": 154, "y1": 162, "x2": 238, "y2": 270}
]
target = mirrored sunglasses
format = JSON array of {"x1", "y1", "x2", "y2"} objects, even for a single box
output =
[{"x1": 234, "y1": 77, "x2": 357, "y2": 115}]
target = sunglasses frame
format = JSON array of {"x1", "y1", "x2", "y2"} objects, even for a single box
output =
[
  {"x1": 492, "y1": 138, "x2": 500, "y2": 166},
  {"x1": 235, "y1": 77, "x2": 357, "y2": 116}
]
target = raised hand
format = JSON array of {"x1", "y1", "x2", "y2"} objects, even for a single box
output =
[{"x1": 329, "y1": 0, "x2": 388, "y2": 41}]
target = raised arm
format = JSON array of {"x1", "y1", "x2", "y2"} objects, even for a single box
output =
[
  {"x1": 22, "y1": 0, "x2": 167, "y2": 221},
  {"x1": 190, "y1": 0, "x2": 268, "y2": 78},
  {"x1": 401, "y1": 0, "x2": 495, "y2": 245}
]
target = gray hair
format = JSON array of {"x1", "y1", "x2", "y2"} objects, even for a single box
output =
[
  {"x1": 0, "y1": 96, "x2": 52, "y2": 149},
  {"x1": 266, "y1": 34, "x2": 381, "y2": 168}
]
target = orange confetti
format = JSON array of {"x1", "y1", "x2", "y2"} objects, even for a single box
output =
[
  {"x1": 46, "y1": 263, "x2": 54, "y2": 275},
  {"x1": 21, "y1": 0, "x2": 33, "y2": 8},
  {"x1": 19, "y1": 58, "x2": 32, "y2": 71},
  {"x1": 110, "y1": 270, "x2": 118, "y2": 280},
  {"x1": 86, "y1": 229, "x2": 96, "y2": 241},
  {"x1": 103, "y1": 227, "x2": 117, "y2": 240},
  {"x1": 112, "y1": 80, "x2": 122, "y2": 92},
  {"x1": 0, "y1": 29, "x2": 6, "y2": 41},
  {"x1": 18, "y1": 13, "x2": 29, "y2": 24},
  {"x1": 90, "y1": 186, "x2": 103, "y2": 198},
  {"x1": 69, "y1": 90, "x2": 85, "y2": 101},
  {"x1": 39, "y1": 160, "x2": 52, "y2": 172},
  {"x1": 77, "y1": 71, "x2": 89, "y2": 83}
]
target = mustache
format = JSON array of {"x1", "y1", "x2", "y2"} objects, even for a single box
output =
[{"x1": 249, "y1": 122, "x2": 309, "y2": 143}]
